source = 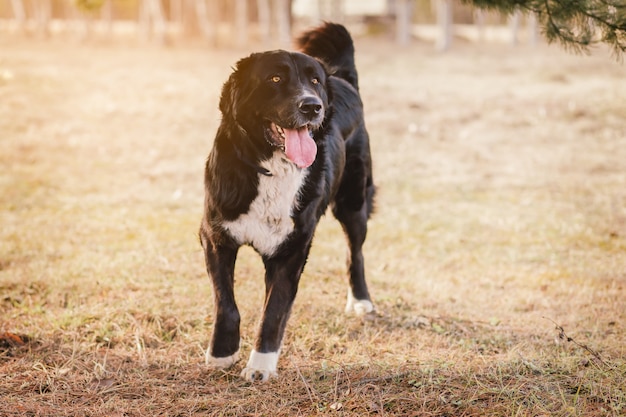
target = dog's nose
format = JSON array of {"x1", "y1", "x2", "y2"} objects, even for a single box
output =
[{"x1": 298, "y1": 96, "x2": 322, "y2": 116}]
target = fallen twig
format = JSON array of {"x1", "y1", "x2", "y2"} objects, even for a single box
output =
[{"x1": 544, "y1": 317, "x2": 614, "y2": 369}]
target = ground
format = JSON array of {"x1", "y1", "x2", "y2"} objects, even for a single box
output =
[{"x1": 0, "y1": 30, "x2": 625, "y2": 416}]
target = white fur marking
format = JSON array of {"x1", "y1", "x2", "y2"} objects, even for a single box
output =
[
  {"x1": 241, "y1": 350, "x2": 280, "y2": 382},
  {"x1": 223, "y1": 152, "x2": 308, "y2": 257},
  {"x1": 206, "y1": 349, "x2": 240, "y2": 369},
  {"x1": 345, "y1": 290, "x2": 374, "y2": 315}
]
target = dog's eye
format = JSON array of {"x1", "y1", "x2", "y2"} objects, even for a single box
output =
[
  {"x1": 270, "y1": 75, "x2": 281, "y2": 83},
  {"x1": 311, "y1": 77, "x2": 319, "y2": 85}
]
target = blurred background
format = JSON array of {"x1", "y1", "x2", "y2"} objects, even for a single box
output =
[{"x1": 0, "y1": 0, "x2": 537, "y2": 50}]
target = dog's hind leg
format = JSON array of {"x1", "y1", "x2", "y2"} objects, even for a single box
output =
[
  {"x1": 201, "y1": 235, "x2": 242, "y2": 369},
  {"x1": 335, "y1": 204, "x2": 375, "y2": 315},
  {"x1": 332, "y1": 154, "x2": 376, "y2": 316}
]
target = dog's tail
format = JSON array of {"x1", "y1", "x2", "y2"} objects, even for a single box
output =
[{"x1": 296, "y1": 22, "x2": 359, "y2": 91}]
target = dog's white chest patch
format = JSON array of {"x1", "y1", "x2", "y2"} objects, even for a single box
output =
[{"x1": 222, "y1": 153, "x2": 308, "y2": 257}]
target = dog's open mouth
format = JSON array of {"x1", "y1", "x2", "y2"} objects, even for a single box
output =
[{"x1": 266, "y1": 122, "x2": 317, "y2": 169}]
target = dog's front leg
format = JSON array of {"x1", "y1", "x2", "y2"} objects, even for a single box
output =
[
  {"x1": 202, "y1": 238, "x2": 242, "y2": 369},
  {"x1": 240, "y1": 245, "x2": 310, "y2": 381}
]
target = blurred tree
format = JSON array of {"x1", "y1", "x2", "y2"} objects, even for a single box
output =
[
  {"x1": 9, "y1": 0, "x2": 26, "y2": 33},
  {"x1": 464, "y1": 0, "x2": 626, "y2": 56},
  {"x1": 436, "y1": 0, "x2": 453, "y2": 50},
  {"x1": 34, "y1": 0, "x2": 52, "y2": 38},
  {"x1": 274, "y1": 0, "x2": 291, "y2": 46},
  {"x1": 396, "y1": 0, "x2": 412, "y2": 44},
  {"x1": 75, "y1": 0, "x2": 106, "y2": 12},
  {"x1": 195, "y1": 0, "x2": 218, "y2": 44},
  {"x1": 258, "y1": 0, "x2": 271, "y2": 43},
  {"x1": 235, "y1": 0, "x2": 247, "y2": 47},
  {"x1": 139, "y1": 0, "x2": 167, "y2": 43}
]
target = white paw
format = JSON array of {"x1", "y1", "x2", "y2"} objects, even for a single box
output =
[
  {"x1": 206, "y1": 349, "x2": 240, "y2": 369},
  {"x1": 345, "y1": 291, "x2": 374, "y2": 316},
  {"x1": 240, "y1": 350, "x2": 279, "y2": 382}
]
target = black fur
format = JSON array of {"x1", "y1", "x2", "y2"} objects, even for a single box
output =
[{"x1": 199, "y1": 23, "x2": 375, "y2": 379}]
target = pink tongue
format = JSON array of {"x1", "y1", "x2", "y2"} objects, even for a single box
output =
[{"x1": 283, "y1": 127, "x2": 317, "y2": 168}]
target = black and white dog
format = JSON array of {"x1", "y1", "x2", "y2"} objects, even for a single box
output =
[{"x1": 199, "y1": 23, "x2": 375, "y2": 381}]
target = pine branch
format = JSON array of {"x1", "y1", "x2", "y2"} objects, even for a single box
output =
[{"x1": 462, "y1": 0, "x2": 626, "y2": 58}]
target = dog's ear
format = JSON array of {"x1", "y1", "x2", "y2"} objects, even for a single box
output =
[
  {"x1": 315, "y1": 58, "x2": 333, "y2": 78},
  {"x1": 219, "y1": 54, "x2": 256, "y2": 121}
]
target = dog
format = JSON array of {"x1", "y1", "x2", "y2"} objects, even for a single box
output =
[{"x1": 199, "y1": 23, "x2": 375, "y2": 382}]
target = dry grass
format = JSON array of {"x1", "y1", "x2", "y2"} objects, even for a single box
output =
[{"x1": 1, "y1": 33, "x2": 625, "y2": 416}]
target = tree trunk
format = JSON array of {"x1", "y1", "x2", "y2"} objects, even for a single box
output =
[
  {"x1": 509, "y1": 9, "x2": 521, "y2": 46},
  {"x1": 273, "y1": 0, "x2": 290, "y2": 47},
  {"x1": 34, "y1": 0, "x2": 52, "y2": 38},
  {"x1": 195, "y1": 0, "x2": 217, "y2": 44},
  {"x1": 436, "y1": 0, "x2": 453, "y2": 51},
  {"x1": 474, "y1": 9, "x2": 485, "y2": 43},
  {"x1": 258, "y1": 0, "x2": 271, "y2": 45},
  {"x1": 395, "y1": 0, "x2": 412, "y2": 45},
  {"x1": 235, "y1": 0, "x2": 248, "y2": 48},
  {"x1": 528, "y1": 12, "x2": 539, "y2": 46},
  {"x1": 332, "y1": 0, "x2": 344, "y2": 22},
  {"x1": 141, "y1": 0, "x2": 167, "y2": 44},
  {"x1": 171, "y1": 0, "x2": 183, "y2": 24},
  {"x1": 102, "y1": 0, "x2": 113, "y2": 37},
  {"x1": 10, "y1": 0, "x2": 26, "y2": 34},
  {"x1": 153, "y1": 0, "x2": 168, "y2": 44},
  {"x1": 317, "y1": 0, "x2": 342, "y2": 22}
]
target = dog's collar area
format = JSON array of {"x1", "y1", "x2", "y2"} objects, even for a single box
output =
[{"x1": 234, "y1": 147, "x2": 273, "y2": 177}]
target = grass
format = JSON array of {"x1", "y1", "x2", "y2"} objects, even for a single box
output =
[{"x1": 1, "y1": 34, "x2": 625, "y2": 416}]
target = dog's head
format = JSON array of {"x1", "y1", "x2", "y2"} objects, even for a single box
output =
[{"x1": 220, "y1": 50, "x2": 329, "y2": 169}]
